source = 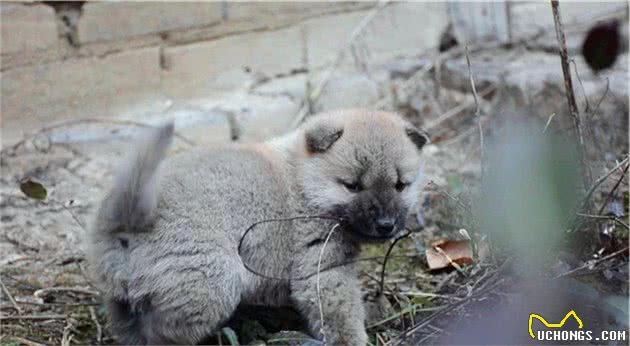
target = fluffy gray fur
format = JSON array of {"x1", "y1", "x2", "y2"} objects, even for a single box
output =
[{"x1": 88, "y1": 109, "x2": 429, "y2": 345}]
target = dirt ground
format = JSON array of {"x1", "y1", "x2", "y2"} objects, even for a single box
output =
[{"x1": 1, "y1": 109, "x2": 627, "y2": 345}]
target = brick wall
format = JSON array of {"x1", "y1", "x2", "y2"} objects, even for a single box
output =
[
  {"x1": 0, "y1": 1, "x2": 449, "y2": 145},
  {"x1": 2, "y1": 1, "x2": 624, "y2": 146}
]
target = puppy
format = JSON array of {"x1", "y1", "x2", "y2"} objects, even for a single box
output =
[{"x1": 88, "y1": 109, "x2": 429, "y2": 345}]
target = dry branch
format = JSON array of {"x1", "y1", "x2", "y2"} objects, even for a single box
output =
[
  {"x1": 0, "y1": 314, "x2": 67, "y2": 321},
  {"x1": 464, "y1": 46, "x2": 485, "y2": 170},
  {"x1": 424, "y1": 85, "x2": 496, "y2": 132},
  {"x1": 89, "y1": 306, "x2": 103, "y2": 344},
  {"x1": 582, "y1": 156, "x2": 629, "y2": 209},
  {"x1": 577, "y1": 213, "x2": 630, "y2": 230},
  {"x1": 316, "y1": 223, "x2": 340, "y2": 343},
  {"x1": 1, "y1": 279, "x2": 23, "y2": 314},
  {"x1": 597, "y1": 163, "x2": 629, "y2": 216},
  {"x1": 33, "y1": 287, "x2": 100, "y2": 299},
  {"x1": 550, "y1": 0, "x2": 590, "y2": 190},
  {"x1": 554, "y1": 246, "x2": 629, "y2": 278}
]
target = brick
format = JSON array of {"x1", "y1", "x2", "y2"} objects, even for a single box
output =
[
  {"x1": 162, "y1": 26, "x2": 302, "y2": 96},
  {"x1": 166, "y1": 2, "x2": 374, "y2": 48},
  {"x1": 0, "y1": 3, "x2": 58, "y2": 54},
  {"x1": 227, "y1": 2, "x2": 372, "y2": 23},
  {"x1": 77, "y1": 2, "x2": 222, "y2": 43},
  {"x1": 1, "y1": 47, "x2": 161, "y2": 144},
  {"x1": 305, "y1": 2, "x2": 448, "y2": 68}
]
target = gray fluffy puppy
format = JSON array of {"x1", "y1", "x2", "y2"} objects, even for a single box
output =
[{"x1": 88, "y1": 109, "x2": 429, "y2": 345}]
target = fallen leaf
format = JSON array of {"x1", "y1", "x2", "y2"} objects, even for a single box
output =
[
  {"x1": 426, "y1": 239, "x2": 473, "y2": 270},
  {"x1": 19, "y1": 178, "x2": 47, "y2": 201}
]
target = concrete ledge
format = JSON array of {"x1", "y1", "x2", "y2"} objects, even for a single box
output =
[{"x1": 1, "y1": 47, "x2": 162, "y2": 144}]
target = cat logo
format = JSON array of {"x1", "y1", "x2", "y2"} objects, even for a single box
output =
[{"x1": 528, "y1": 310, "x2": 584, "y2": 339}]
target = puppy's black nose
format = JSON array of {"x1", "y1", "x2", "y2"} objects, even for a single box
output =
[{"x1": 376, "y1": 217, "x2": 396, "y2": 235}]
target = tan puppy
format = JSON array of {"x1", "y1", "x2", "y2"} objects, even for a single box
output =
[{"x1": 88, "y1": 109, "x2": 429, "y2": 345}]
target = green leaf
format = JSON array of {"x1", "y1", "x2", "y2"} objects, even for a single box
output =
[
  {"x1": 221, "y1": 327, "x2": 240, "y2": 346},
  {"x1": 19, "y1": 179, "x2": 47, "y2": 200}
]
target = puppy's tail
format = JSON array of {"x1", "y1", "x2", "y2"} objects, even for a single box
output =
[{"x1": 95, "y1": 123, "x2": 174, "y2": 234}]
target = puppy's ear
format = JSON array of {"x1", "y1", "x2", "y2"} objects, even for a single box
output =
[
  {"x1": 405, "y1": 127, "x2": 430, "y2": 151},
  {"x1": 305, "y1": 124, "x2": 344, "y2": 153}
]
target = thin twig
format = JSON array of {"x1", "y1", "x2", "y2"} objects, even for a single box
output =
[
  {"x1": 291, "y1": 0, "x2": 391, "y2": 127},
  {"x1": 432, "y1": 245, "x2": 467, "y2": 276},
  {"x1": 570, "y1": 59, "x2": 590, "y2": 112},
  {"x1": 376, "y1": 333, "x2": 387, "y2": 346},
  {"x1": 582, "y1": 157, "x2": 629, "y2": 209},
  {"x1": 554, "y1": 246, "x2": 629, "y2": 278},
  {"x1": 238, "y1": 215, "x2": 417, "y2": 281},
  {"x1": 61, "y1": 317, "x2": 73, "y2": 346},
  {"x1": 379, "y1": 231, "x2": 411, "y2": 294},
  {"x1": 590, "y1": 78, "x2": 610, "y2": 118},
  {"x1": 400, "y1": 291, "x2": 463, "y2": 301},
  {"x1": 542, "y1": 113, "x2": 557, "y2": 133},
  {"x1": 301, "y1": 25, "x2": 314, "y2": 116},
  {"x1": 597, "y1": 163, "x2": 629, "y2": 216},
  {"x1": 464, "y1": 45, "x2": 484, "y2": 166},
  {"x1": 89, "y1": 306, "x2": 103, "y2": 344},
  {"x1": 1, "y1": 279, "x2": 23, "y2": 314},
  {"x1": 14, "y1": 299, "x2": 100, "y2": 307},
  {"x1": 424, "y1": 85, "x2": 495, "y2": 132},
  {"x1": 577, "y1": 213, "x2": 630, "y2": 230},
  {"x1": 0, "y1": 314, "x2": 67, "y2": 321},
  {"x1": 53, "y1": 200, "x2": 87, "y2": 231},
  {"x1": 316, "y1": 223, "x2": 340, "y2": 344},
  {"x1": 375, "y1": 40, "x2": 502, "y2": 112},
  {"x1": 238, "y1": 215, "x2": 340, "y2": 281}
]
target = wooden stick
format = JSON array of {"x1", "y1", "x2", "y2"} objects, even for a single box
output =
[
  {"x1": 551, "y1": 0, "x2": 590, "y2": 190},
  {"x1": 554, "y1": 246, "x2": 629, "y2": 278},
  {"x1": 597, "y1": 163, "x2": 629, "y2": 215},
  {"x1": 90, "y1": 306, "x2": 103, "y2": 344},
  {"x1": 1, "y1": 279, "x2": 23, "y2": 314},
  {"x1": 33, "y1": 286, "x2": 100, "y2": 299},
  {"x1": 582, "y1": 157, "x2": 629, "y2": 208},
  {"x1": 464, "y1": 45, "x2": 484, "y2": 173},
  {"x1": 0, "y1": 314, "x2": 67, "y2": 321}
]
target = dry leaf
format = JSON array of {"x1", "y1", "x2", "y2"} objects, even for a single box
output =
[
  {"x1": 426, "y1": 239, "x2": 473, "y2": 270},
  {"x1": 19, "y1": 178, "x2": 48, "y2": 201}
]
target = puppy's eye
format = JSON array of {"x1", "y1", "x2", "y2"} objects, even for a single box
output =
[
  {"x1": 340, "y1": 180, "x2": 362, "y2": 193},
  {"x1": 395, "y1": 180, "x2": 410, "y2": 192}
]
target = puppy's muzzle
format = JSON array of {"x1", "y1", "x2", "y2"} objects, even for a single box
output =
[{"x1": 375, "y1": 216, "x2": 397, "y2": 236}]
